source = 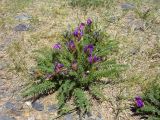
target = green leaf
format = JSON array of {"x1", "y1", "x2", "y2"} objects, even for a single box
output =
[{"x1": 73, "y1": 88, "x2": 90, "y2": 112}]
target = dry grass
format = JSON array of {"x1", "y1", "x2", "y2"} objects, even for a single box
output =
[{"x1": 0, "y1": 0, "x2": 160, "y2": 119}]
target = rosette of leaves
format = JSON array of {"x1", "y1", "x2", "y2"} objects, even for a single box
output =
[
  {"x1": 23, "y1": 18, "x2": 125, "y2": 115},
  {"x1": 134, "y1": 82, "x2": 160, "y2": 120}
]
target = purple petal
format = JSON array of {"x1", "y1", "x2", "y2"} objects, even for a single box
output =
[
  {"x1": 87, "y1": 18, "x2": 92, "y2": 25},
  {"x1": 93, "y1": 56, "x2": 101, "y2": 62},
  {"x1": 68, "y1": 40, "x2": 76, "y2": 51},
  {"x1": 88, "y1": 55, "x2": 93, "y2": 64},
  {"x1": 79, "y1": 23, "x2": 85, "y2": 30},
  {"x1": 73, "y1": 28, "x2": 79, "y2": 37},
  {"x1": 135, "y1": 96, "x2": 144, "y2": 108},
  {"x1": 84, "y1": 44, "x2": 94, "y2": 55},
  {"x1": 53, "y1": 43, "x2": 61, "y2": 49},
  {"x1": 73, "y1": 27, "x2": 83, "y2": 40}
]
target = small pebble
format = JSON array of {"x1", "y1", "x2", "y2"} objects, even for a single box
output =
[
  {"x1": 4, "y1": 102, "x2": 16, "y2": 110},
  {"x1": 32, "y1": 102, "x2": 44, "y2": 111}
]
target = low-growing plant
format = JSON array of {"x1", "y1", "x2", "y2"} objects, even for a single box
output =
[
  {"x1": 23, "y1": 18, "x2": 125, "y2": 115},
  {"x1": 133, "y1": 81, "x2": 160, "y2": 120}
]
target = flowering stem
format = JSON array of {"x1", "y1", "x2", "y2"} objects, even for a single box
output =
[{"x1": 74, "y1": 40, "x2": 80, "y2": 56}]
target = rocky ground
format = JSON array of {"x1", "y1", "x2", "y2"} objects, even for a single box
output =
[{"x1": 0, "y1": 0, "x2": 160, "y2": 120}]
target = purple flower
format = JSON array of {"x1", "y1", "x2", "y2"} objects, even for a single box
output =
[
  {"x1": 53, "y1": 43, "x2": 61, "y2": 49},
  {"x1": 84, "y1": 44, "x2": 94, "y2": 55},
  {"x1": 68, "y1": 40, "x2": 76, "y2": 52},
  {"x1": 73, "y1": 28, "x2": 79, "y2": 37},
  {"x1": 88, "y1": 55, "x2": 100, "y2": 64},
  {"x1": 135, "y1": 96, "x2": 144, "y2": 108},
  {"x1": 54, "y1": 63, "x2": 64, "y2": 73},
  {"x1": 73, "y1": 27, "x2": 83, "y2": 40},
  {"x1": 87, "y1": 18, "x2": 92, "y2": 25},
  {"x1": 79, "y1": 23, "x2": 85, "y2": 30},
  {"x1": 93, "y1": 56, "x2": 101, "y2": 62},
  {"x1": 88, "y1": 55, "x2": 93, "y2": 64}
]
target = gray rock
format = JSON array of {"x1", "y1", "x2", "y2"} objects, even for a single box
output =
[
  {"x1": 121, "y1": 3, "x2": 135, "y2": 10},
  {"x1": 14, "y1": 24, "x2": 31, "y2": 31},
  {"x1": 32, "y1": 102, "x2": 44, "y2": 111},
  {"x1": 15, "y1": 13, "x2": 31, "y2": 21},
  {"x1": 64, "y1": 113, "x2": 73, "y2": 120},
  {"x1": 47, "y1": 104, "x2": 58, "y2": 112},
  {"x1": 0, "y1": 115, "x2": 16, "y2": 120},
  {"x1": 3, "y1": 102, "x2": 22, "y2": 116},
  {"x1": 4, "y1": 102, "x2": 16, "y2": 110}
]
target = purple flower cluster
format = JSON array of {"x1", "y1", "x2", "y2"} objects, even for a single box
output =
[
  {"x1": 73, "y1": 18, "x2": 92, "y2": 40},
  {"x1": 135, "y1": 96, "x2": 144, "y2": 108},
  {"x1": 52, "y1": 18, "x2": 97, "y2": 73}
]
